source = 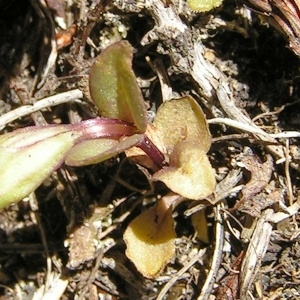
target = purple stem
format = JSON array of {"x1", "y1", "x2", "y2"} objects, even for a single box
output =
[
  {"x1": 28, "y1": 117, "x2": 166, "y2": 169},
  {"x1": 73, "y1": 118, "x2": 138, "y2": 142},
  {"x1": 136, "y1": 135, "x2": 166, "y2": 169},
  {"x1": 78, "y1": 119, "x2": 166, "y2": 168},
  {"x1": 75, "y1": 119, "x2": 166, "y2": 168}
]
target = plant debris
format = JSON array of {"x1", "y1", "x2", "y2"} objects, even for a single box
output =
[{"x1": 0, "y1": 0, "x2": 300, "y2": 299}]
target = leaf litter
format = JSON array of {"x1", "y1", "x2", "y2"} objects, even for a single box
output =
[{"x1": 0, "y1": 0, "x2": 300, "y2": 299}]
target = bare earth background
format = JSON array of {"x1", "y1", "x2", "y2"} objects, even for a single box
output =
[{"x1": 0, "y1": 0, "x2": 300, "y2": 299}]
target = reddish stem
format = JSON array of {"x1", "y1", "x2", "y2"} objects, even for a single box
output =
[
  {"x1": 73, "y1": 118, "x2": 166, "y2": 169},
  {"x1": 73, "y1": 118, "x2": 137, "y2": 142},
  {"x1": 137, "y1": 135, "x2": 166, "y2": 169}
]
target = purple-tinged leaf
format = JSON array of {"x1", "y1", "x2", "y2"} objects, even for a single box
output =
[
  {"x1": 89, "y1": 41, "x2": 147, "y2": 133},
  {"x1": 72, "y1": 118, "x2": 138, "y2": 141}
]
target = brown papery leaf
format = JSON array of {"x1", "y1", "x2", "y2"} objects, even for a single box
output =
[
  {"x1": 153, "y1": 141, "x2": 216, "y2": 200},
  {"x1": 239, "y1": 188, "x2": 283, "y2": 217},
  {"x1": 241, "y1": 154, "x2": 273, "y2": 201},
  {"x1": 124, "y1": 194, "x2": 177, "y2": 278},
  {"x1": 235, "y1": 153, "x2": 274, "y2": 215}
]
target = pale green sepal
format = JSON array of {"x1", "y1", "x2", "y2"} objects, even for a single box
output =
[{"x1": 0, "y1": 129, "x2": 79, "y2": 209}]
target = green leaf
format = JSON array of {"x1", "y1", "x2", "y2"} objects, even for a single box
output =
[
  {"x1": 65, "y1": 134, "x2": 144, "y2": 166},
  {"x1": 192, "y1": 209, "x2": 209, "y2": 243},
  {"x1": 0, "y1": 126, "x2": 80, "y2": 208},
  {"x1": 89, "y1": 40, "x2": 147, "y2": 133},
  {"x1": 0, "y1": 118, "x2": 142, "y2": 207}
]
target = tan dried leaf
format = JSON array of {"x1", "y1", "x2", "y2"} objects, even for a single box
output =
[
  {"x1": 66, "y1": 224, "x2": 96, "y2": 269},
  {"x1": 153, "y1": 96, "x2": 211, "y2": 154},
  {"x1": 124, "y1": 196, "x2": 176, "y2": 278},
  {"x1": 153, "y1": 141, "x2": 216, "y2": 200},
  {"x1": 191, "y1": 209, "x2": 209, "y2": 243},
  {"x1": 241, "y1": 154, "x2": 273, "y2": 201}
]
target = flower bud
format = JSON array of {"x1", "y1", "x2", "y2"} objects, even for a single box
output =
[{"x1": 0, "y1": 126, "x2": 79, "y2": 209}]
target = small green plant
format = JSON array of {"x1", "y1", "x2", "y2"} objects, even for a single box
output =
[
  {"x1": 0, "y1": 41, "x2": 164, "y2": 207},
  {"x1": 0, "y1": 40, "x2": 216, "y2": 277},
  {"x1": 187, "y1": 0, "x2": 224, "y2": 12}
]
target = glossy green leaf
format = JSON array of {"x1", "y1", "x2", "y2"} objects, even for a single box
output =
[{"x1": 89, "y1": 41, "x2": 147, "y2": 133}]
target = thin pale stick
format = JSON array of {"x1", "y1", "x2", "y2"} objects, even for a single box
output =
[
  {"x1": 0, "y1": 89, "x2": 83, "y2": 130},
  {"x1": 197, "y1": 204, "x2": 224, "y2": 300},
  {"x1": 156, "y1": 248, "x2": 207, "y2": 300}
]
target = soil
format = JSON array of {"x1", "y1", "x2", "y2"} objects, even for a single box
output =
[{"x1": 0, "y1": 0, "x2": 300, "y2": 299}]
